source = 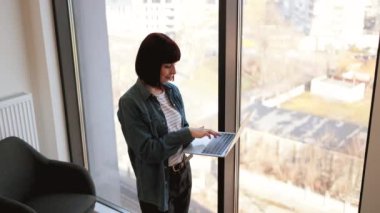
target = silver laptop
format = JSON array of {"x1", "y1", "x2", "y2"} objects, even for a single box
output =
[
  {"x1": 183, "y1": 112, "x2": 253, "y2": 158},
  {"x1": 183, "y1": 131, "x2": 239, "y2": 157}
]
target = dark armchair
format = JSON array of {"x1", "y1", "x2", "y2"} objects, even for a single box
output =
[{"x1": 0, "y1": 136, "x2": 96, "y2": 213}]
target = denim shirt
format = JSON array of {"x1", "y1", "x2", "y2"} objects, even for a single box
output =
[{"x1": 117, "y1": 80, "x2": 194, "y2": 211}]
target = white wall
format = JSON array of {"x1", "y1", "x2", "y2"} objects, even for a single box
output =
[
  {"x1": 72, "y1": 0, "x2": 121, "y2": 204},
  {"x1": 0, "y1": 0, "x2": 69, "y2": 161}
]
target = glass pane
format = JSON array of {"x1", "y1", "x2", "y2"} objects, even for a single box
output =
[
  {"x1": 105, "y1": 0, "x2": 218, "y2": 212},
  {"x1": 240, "y1": 0, "x2": 379, "y2": 212}
]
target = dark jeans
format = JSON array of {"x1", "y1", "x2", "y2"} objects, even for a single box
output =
[{"x1": 139, "y1": 162, "x2": 192, "y2": 213}]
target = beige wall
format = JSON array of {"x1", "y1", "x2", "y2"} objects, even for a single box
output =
[
  {"x1": 0, "y1": 0, "x2": 69, "y2": 161},
  {"x1": 0, "y1": 0, "x2": 32, "y2": 97}
]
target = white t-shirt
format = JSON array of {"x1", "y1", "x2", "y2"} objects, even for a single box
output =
[{"x1": 155, "y1": 91, "x2": 184, "y2": 166}]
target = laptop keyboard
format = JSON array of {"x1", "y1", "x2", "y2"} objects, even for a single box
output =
[{"x1": 201, "y1": 133, "x2": 234, "y2": 155}]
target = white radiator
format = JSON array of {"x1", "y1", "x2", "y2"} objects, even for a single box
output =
[{"x1": 0, "y1": 93, "x2": 39, "y2": 150}]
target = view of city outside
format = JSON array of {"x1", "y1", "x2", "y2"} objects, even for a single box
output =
[
  {"x1": 240, "y1": 0, "x2": 379, "y2": 212},
  {"x1": 106, "y1": 0, "x2": 218, "y2": 212}
]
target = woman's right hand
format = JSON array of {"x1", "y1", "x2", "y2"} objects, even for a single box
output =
[{"x1": 189, "y1": 127, "x2": 220, "y2": 139}]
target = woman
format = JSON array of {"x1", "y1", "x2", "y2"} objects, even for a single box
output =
[{"x1": 117, "y1": 32, "x2": 219, "y2": 213}]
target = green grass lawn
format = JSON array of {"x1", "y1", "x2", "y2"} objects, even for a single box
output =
[{"x1": 280, "y1": 91, "x2": 373, "y2": 127}]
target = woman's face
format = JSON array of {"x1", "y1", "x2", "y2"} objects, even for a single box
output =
[{"x1": 160, "y1": 63, "x2": 176, "y2": 84}]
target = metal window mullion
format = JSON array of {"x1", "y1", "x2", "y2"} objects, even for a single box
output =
[
  {"x1": 218, "y1": 0, "x2": 241, "y2": 212},
  {"x1": 66, "y1": 0, "x2": 89, "y2": 169},
  {"x1": 52, "y1": 0, "x2": 87, "y2": 167}
]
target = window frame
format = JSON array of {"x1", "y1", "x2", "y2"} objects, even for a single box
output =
[
  {"x1": 218, "y1": 0, "x2": 242, "y2": 212},
  {"x1": 52, "y1": 0, "x2": 87, "y2": 166}
]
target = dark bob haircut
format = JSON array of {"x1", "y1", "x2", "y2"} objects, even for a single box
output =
[{"x1": 135, "y1": 32, "x2": 181, "y2": 87}]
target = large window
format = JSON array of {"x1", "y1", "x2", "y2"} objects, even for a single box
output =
[
  {"x1": 240, "y1": 0, "x2": 379, "y2": 212},
  {"x1": 104, "y1": 0, "x2": 219, "y2": 212}
]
